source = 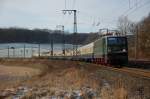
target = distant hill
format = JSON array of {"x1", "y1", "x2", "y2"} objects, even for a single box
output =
[{"x1": 0, "y1": 28, "x2": 99, "y2": 44}]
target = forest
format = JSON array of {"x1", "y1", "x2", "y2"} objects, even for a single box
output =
[
  {"x1": 121, "y1": 13, "x2": 150, "y2": 59},
  {"x1": 0, "y1": 28, "x2": 98, "y2": 44}
]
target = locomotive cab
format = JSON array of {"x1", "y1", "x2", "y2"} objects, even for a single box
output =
[{"x1": 107, "y1": 36, "x2": 128, "y2": 65}]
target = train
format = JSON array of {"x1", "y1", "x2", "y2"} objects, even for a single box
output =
[{"x1": 46, "y1": 35, "x2": 128, "y2": 67}]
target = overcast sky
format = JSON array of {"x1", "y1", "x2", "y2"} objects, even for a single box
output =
[{"x1": 0, "y1": 0, "x2": 149, "y2": 33}]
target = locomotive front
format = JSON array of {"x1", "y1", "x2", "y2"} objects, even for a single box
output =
[{"x1": 107, "y1": 36, "x2": 128, "y2": 65}]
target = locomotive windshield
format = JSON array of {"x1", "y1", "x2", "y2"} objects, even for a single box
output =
[
  {"x1": 108, "y1": 37, "x2": 126, "y2": 45},
  {"x1": 107, "y1": 37, "x2": 127, "y2": 53}
]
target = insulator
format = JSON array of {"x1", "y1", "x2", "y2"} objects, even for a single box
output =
[
  {"x1": 63, "y1": 11, "x2": 67, "y2": 15},
  {"x1": 68, "y1": 11, "x2": 72, "y2": 15}
]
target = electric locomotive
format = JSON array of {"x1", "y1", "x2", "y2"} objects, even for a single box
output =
[
  {"x1": 93, "y1": 36, "x2": 128, "y2": 65},
  {"x1": 76, "y1": 35, "x2": 128, "y2": 66}
]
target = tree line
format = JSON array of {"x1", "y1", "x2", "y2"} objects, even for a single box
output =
[
  {"x1": 0, "y1": 28, "x2": 99, "y2": 44},
  {"x1": 117, "y1": 13, "x2": 150, "y2": 60}
]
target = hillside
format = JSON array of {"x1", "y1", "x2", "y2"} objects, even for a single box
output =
[{"x1": 0, "y1": 28, "x2": 99, "y2": 44}]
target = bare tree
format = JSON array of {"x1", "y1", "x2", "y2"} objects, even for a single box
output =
[
  {"x1": 138, "y1": 13, "x2": 150, "y2": 59},
  {"x1": 117, "y1": 16, "x2": 134, "y2": 35}
]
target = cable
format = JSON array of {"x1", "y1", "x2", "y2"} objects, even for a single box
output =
[
  {"x1": 72, "y1": 0, "x2": 76, "y2": 9},
  {"x1": 135, "y1": 0, "x2": 138, "y2": 8},
  {"x1": 65, "y1": 0, "x2": 67, "y2": 9},
  {"x1": 129, "y1": 0, "x2": 131, "y2": 9},
  {"x1": 126, "y1": 0, "x2": 150, "y2": 16},
  {"x1": 121, "y1": 0, "x2": 149, "y2": 17}
]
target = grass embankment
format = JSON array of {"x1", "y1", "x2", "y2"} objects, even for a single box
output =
[
  {"x1": 0, "y1": 59, "x2": 101, "y2": 89},
  {"x1": 0, "y1": 59, "x2": 43, "y2": 89},
  {"x1": 0, "y1": 59, "x2": 149, "y2": 99}
]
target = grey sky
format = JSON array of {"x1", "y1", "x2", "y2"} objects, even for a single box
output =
[{"x1": 0, "y1": 0, "x2": 149, "y2": 33}]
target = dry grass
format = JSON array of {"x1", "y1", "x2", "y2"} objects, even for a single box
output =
[
  {"x1": 0, "y1": 59, "x2": 101, "y2": 90},
  {"x1": 21, "y1": 60, "x2": 101, "y2": 91},
  {"x1": 0, "y1": 59, "x2": 150, "y2": 98}
]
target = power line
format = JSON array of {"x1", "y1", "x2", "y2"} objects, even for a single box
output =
[
  {"x1": 121, "y1": 0, "x2": 149, "y2": 17},
  {"x1": 135, "y1": 0, "x2": 138, "y2": 8},
  {"x1": 72, "y1": 0, "x2": 76, "y2": 9},
  {"x1": 129, "y1": 0, "x2": 131, "y2": 9},
  {"x1": 65, "y1": 0, "x2": 67, "y2": 9},
  {"x1": 126, "y1": 0, "x2": 150, "y2": 16}
]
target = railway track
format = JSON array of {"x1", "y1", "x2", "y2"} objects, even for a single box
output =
[
  {"x1": 103, "y1": 66, "x2": 150, "y2": 79},
  {"x1": 103, "y1": 59, "x2": 150, "y2": 79},
  {"x1": 119, "y1": 67, "x2": 150, "y2": 79},
  {"x1": 128, "y1": 60, "x2": 150, "y2": 69}
]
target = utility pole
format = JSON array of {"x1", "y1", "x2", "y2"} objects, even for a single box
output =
[
  {"x1": 51, "y1": 33, "x2": 53, "y2": 57},
  {"x1": 62, "y1": 10, "x2": 78, "y2": 56},
  {"x1": 13, "y1": 47, "x2": 15, "y2": 58},
  {"x1": 8, "y1": 46, "x2": 9, "y2": 58},
  {"x1": 56, "y1": 25, "x2": 65, "y2": 56},
  {"x1": 31, "y1": 46, "x2": 33, "y2": 57},
  {"x1": 11, "y1": 47, "x2": 15, "y2": 58},
  {"x1": 24, "y1": 44, "x2": 26, "y2": 58},
  {"x1": 38, "y1": 43, "x2": 40, "y2": 58},
  {"x1": 135, "y1": 25, "x2": 138, "y2": 60}
]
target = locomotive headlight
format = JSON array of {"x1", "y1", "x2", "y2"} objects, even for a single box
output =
[{"x1": 122, "y1": 49, "x2": 126, "y2": 52}]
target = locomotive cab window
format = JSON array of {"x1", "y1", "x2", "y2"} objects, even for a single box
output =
[
  {"x1": 107, "y1": 37, "x2": 127, "y2": 53},
  {"x1": 107, "y1": 37, "x2": 126, "y2": 45}
]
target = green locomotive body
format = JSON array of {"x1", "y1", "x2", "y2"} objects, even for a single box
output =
[{"x1": 93, "y1": 36, "x2": 128, "y2": 65}]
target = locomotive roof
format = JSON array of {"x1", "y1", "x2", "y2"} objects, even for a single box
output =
[
  {"x1": 101, "y1": 35, "x2": 127, "y2": 38},
  {"x1": 79, "y1": 35, "x2": 127, "y2": 49},
  {"x1": 94, "y1": 35, "x2": 127, "y2": 43}
]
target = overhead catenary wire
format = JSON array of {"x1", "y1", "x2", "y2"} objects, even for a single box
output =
[
  {"x1": 77, "y1": 11, "x2": 118, "y2": 33},
  {"x1": 121, "y1": 0, "x2": 149, "y2": 17},
  {"x1": 65, "y1": 0, "x2": 67, "y2": 9},
  {"x1": 62, "y1": 0, "x2": 113, "y2": 32},
  {"x1": 72, "y1": 0, "x2": 76, "y2": 9},
  {"x1": 129, "y1": 0, "x2": 131, "y2": 9},
  {"x1": 121, "y1": 0, "x2": 140, "y2": 16},
  {"x1": 62, "y1": 0, "x2": 149, "y2": 33},
  {"x1": 135, "y1": 0, "x2": 138, "y2": 8},
  {"x1": 125, "y1": 0, "x2": 150, "y2": 17},
  {"x1": 61, "y1": 0, "x2": 71, "y2": 32}
]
